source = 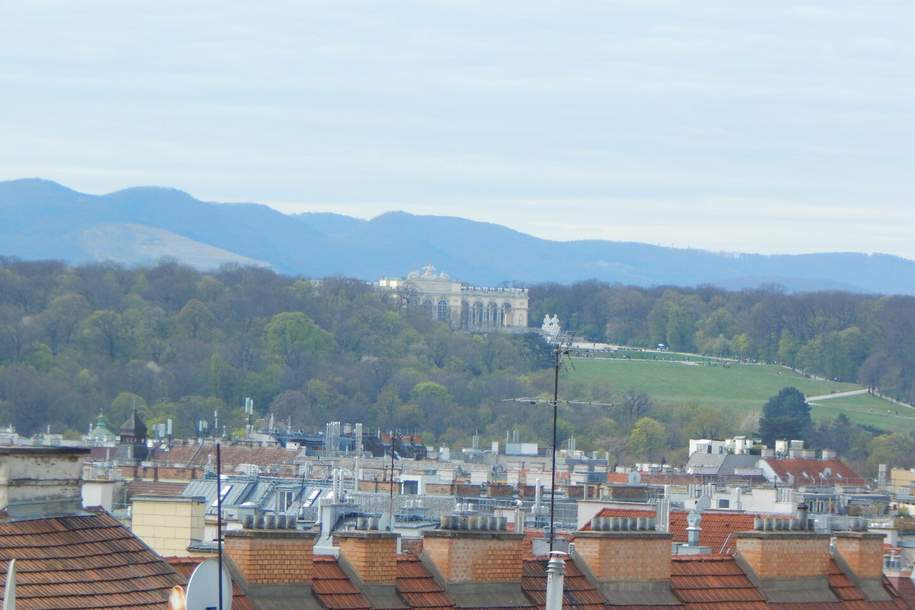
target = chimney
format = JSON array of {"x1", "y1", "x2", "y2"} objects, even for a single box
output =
[
  {"x1": 574, "y1": 517, "x2": 673, "y2": 587},
  {"x1": 735, "y1": 520, "x2": 831, "y2": 580},
  {"x1": 422, "y1": 516, "x2": 522, "y2": 583},
  {"x1": 0, "y1": 447, "x2": 89, "y2": 519},
  {"x1": 130, "y1": 495, "x2": 206, "y2": 557},
  {"x1": 225, "y1": 525, "x2": 317, "y2": 585},
  {"x1": 335, "y1": 530, "x2": 400, "y2": 584},
  {"x1": 834, "y1": 532, "x2": 885, "y2": 580}
]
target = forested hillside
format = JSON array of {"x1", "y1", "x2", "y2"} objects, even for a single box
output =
[
  {"x1": 531, "y1": 282, "x2": 915, "y2": 404},
  {"x1": 1, "y1": 259, "x2": 914, "y2": 474},
  {"x1": 0, "y1": 259, "x2": 554, "y2": 444}
]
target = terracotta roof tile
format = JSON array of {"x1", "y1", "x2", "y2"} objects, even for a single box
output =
[
  {"x1": 886, "y1": 574, "x2": 915, "y2": 610},
  {"x1": 585, "y1": 508, "x2": 757, "y2": 553},
  {"x1": 126, "y1": 480, "x2": 187, "y2": 498},
  {"x1": 313, "y1": 557, "x2": 371, "y2": 610},
  {"x1": 671, "y1": 555, "x2": 766, "y2": 609},
  {"x1": 166, "y1": 556, "x2": 256, "y2": 610},
  {"x1": 521, "y1": 557, "x2": 606, "y2": 610},
  {"x1": 397, "y1": 556, "x2": 453, "y2": 610},
  {"x1": 763, "y1": 459, "x2": 865, "y2": 487},
  {"x1": 0, "y1": 509, "x2": 184, "y2": 610}
]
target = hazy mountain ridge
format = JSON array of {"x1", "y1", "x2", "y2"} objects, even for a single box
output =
[{"x1": 2, "y1": 178, "x2": 914, "y2": 294}]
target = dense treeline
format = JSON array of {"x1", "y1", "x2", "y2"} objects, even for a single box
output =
[
  {"x1": 0, "y1": 259, "x2": 557, "y2": 446},
  {"x1": 2, "y1": 260, "x2": 914, "y2": 474},
  {"x1": 530, "y1": 282, "x2": 915, "y2": 404}
]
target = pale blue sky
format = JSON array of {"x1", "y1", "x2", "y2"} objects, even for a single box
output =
[{"x1": 2, "y1": 1, "x2": 914, "y2": 257}]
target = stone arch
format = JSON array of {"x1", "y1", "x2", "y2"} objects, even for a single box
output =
[
  {"x1": 436, "y1": 298, "x2": 449, "y2": 322},
  {"x1": 472, "y1": 301, "x2": 484, "y2": 328},
  {"x1": 487, "y1": 302, "x2": 499, "y2": 328}
]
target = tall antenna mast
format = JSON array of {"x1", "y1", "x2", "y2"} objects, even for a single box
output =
[
  {"x1": 216, "y1": 442, "x2": 224, "y2": 610},
  {"x1": 549, "y1": 332, "x2": 574, "y2": 551}
]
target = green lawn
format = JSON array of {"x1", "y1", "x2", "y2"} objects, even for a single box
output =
[
  {"x1": 808, "y1": 394, "x2": 915, "y2": 432},
  {"x1": 566, "y1": 357, "x2": 911, "y2": 432}
]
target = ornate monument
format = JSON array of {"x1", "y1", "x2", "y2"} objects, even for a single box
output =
[
  {"x1": 541, "y1": 314, "x2": 561, "y2": 341},
  {"x1": 379, "y1": 265, "x2": 528, "y2": 331}
]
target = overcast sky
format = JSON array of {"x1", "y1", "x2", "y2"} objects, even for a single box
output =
[{"x1": 2, "y1": 1, "x2": 914, "y2": 257}]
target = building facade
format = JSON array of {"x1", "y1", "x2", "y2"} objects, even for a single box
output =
[{"x1": 379, "y1": 265, "x2": 528, "y2": 331}]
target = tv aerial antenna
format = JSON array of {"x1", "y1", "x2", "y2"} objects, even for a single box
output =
[{"x1": 502, "y1": 332, "x2": 620, "y2": 550}]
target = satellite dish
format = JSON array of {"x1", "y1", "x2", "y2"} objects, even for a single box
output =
[{"x1": 185, "y1": 559, "x2": 232, "y2": 610}]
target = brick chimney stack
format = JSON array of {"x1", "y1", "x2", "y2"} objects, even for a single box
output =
[
  {"x1": 573, "y1": 518, "x2": 672, "y2": 584},
  {"x1": 422, "y1": 522, "x2": 524, "y2": 583},
  {"x1": 834, "y1": 532, "x2": 885, "y2": 580},
  {"x1": 335, "y1": 530, "x2": 400, "y2": 584},
  {"x1": 225, "y1": 527, "x2": 317, "y2": 585},
  {"x1": 735, "y1": 527, "x2": 831, "y2": 580}
]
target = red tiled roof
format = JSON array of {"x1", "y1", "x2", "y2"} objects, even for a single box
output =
[
  {"x1": 166, "y1": 556, "x2": 256, "y2": 610},
  {"x1": 671, "y1": 555, "x2": 767, "y2": 609},
  {"x1": 0, "y1": 508, "x2": 184, "y2": 609},
  {"x1": 828, "y1": 559, "x2": 866, "y2": 602},
  {"x1": 584, "y1": 508, "x2": 757, "y2": 554},
  {"x1": 312, "y1": 556, "x2": 371, "y2": 610},
  {"x1": 763, "y1": 459, "x2": 865, "y2": 487},
  {"x1": 397, "y1": 555, "x2": 453, "y2": 610},
  {"x1": 521, "y1": 557, "x2": 605, "y2": 610},
  {"x1": 886, "y1": 573, "x2": 915, "y2": 610},
  {"x1": 148, "y1": 444, "x2": 299, "y2": 469},
  {"x1": 127, "y1": 480, "x2": 187, "y2": 498},
  {"x1": 607, "y1": 473, "x2": 704, "y2": 486}
]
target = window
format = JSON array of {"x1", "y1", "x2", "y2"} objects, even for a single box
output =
[
  {"x1": 277, "y1": 490, "x2": 295, "y2": 513},
  {"x1": 718, "y1": 499, "x2": 730, "y2": 509},
  {"x1": 211, "y1": 484, "x2": 233, "y2": 507}
]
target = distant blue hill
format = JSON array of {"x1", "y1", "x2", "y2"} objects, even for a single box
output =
[{"x1": 2, "y1": 178, "x2": 914, "y2": 295}]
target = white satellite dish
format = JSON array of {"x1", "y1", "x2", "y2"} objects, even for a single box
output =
[{"x1": 185, "y1": 558, "x2": 232, "y2": 610}]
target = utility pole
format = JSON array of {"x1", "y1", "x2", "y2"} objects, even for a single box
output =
[
  {"x1": 549, "y1": 341, "x2": 560, "y2": 551},
  {"x1": 216, "y1": 442, "x2": 224, "y2": 610}
]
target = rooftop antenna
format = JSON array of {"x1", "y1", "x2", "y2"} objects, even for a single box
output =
[
  {"x1": 3, "y1": 558, "x2": 16, "y2": 610},
  {"x1": 546, "y1": 333, "x2": 571, "y2": 550},
  {"x1": 244, "y1": 397, "x2": 254, "y2": 437},
  {"x1": 216, "y1": 442, "x2": 225, "y2": 610},
  {"x1": 502, "y1": 333, "x2": 598, "y2": 551}
]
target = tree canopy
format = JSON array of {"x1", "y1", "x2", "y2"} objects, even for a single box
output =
[{"x1": 758, "y1": 386, "x2": 812, "y2": 446}]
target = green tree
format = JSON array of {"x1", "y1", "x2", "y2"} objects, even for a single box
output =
[
  {"x1": 758, "y1": 387, "x2": 812, "y2": 446},
  {"x1": 628, "y1": 417, "x2": 667, "y2": 461},
  {"x1": 176, "y1": 298, "x2": 215, "y2": 340},
  {"x1": 265, "y1": 312, "x2": 334, "y2": 370},
  {"x1": 776, "y1": 329, "x2": 799, "y2": 366},
  {"x1": 83, "y1": 310, "x2": 126, "y2": 360}
]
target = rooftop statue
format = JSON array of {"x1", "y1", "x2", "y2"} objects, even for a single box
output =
[{"x1": 541, "y1": 314, "x2": 561, "y2": 338}]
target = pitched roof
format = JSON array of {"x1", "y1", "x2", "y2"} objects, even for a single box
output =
[
  {"x1": 521, "y1": 557, "x2": 606, "y2": 610},
  {"x1": 886, "y1": 572, "x2": 915, "y2": 610},
  {"x1": 671, "y1": 555, "x2": 767, "y2": 609},
  {"x1": 166, "y1": 556, "x2": 256, "y2": 610},
  {"x1": 312, "y1": 556, "x2": 371, "y2": 610},
  {"x1": 585, "y1": 507, "x2": 757, "y2": 553},
  {"x1": 763, "y1": 458, "x2": 866, "y2": 487},
  {"x1": 0, "y1": 509, "x2": 184, "y2": 609},
  {"x1": 119, "y1": 409, "x2": 147, "y2": 438},
  {"x1": 396, "y1": 555, "x2": 454, "y2": 610},
  {"x1": 149, "y1": 444, "x2": 299, "y2": 470},
  {"x1": 126, "y1": 480, "x2": 186, "y2": 499}
]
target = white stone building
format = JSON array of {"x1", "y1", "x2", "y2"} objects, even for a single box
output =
[{"x1": 379, "y1": 265, "x2": 529, "y2": 331}]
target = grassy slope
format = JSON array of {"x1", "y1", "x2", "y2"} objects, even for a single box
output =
[{"x1": 567, "y1": 357, "x2": 912, "y2": 432}]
